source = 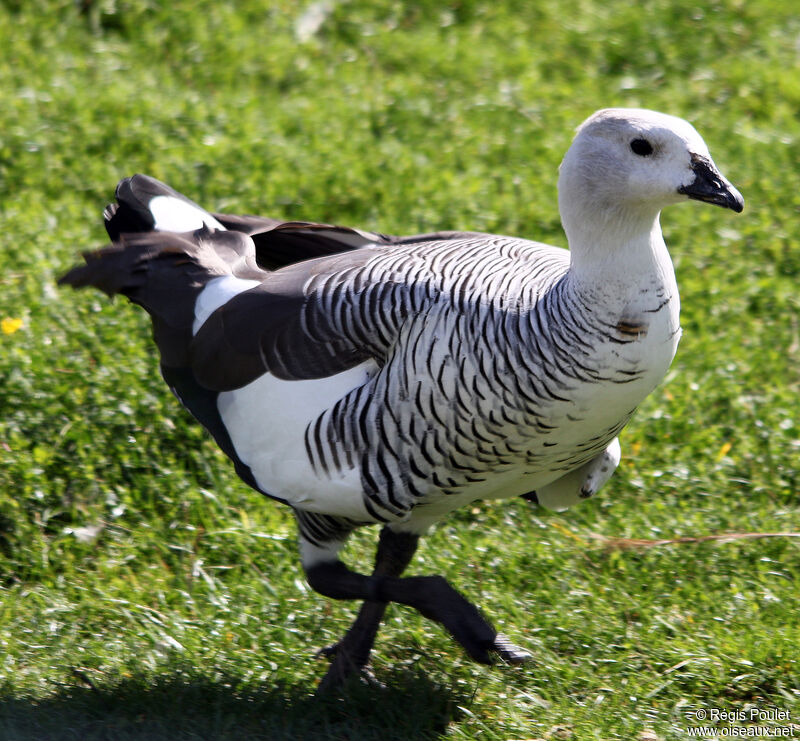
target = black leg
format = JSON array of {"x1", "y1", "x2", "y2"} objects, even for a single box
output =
[
  {"x1": 305, "y1": 528, "x2": 531, "y2": 691},
  {"x1": 314, "y1": 528, "x2": 419, "y2": 691}
]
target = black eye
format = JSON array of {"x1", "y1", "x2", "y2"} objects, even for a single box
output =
[{"x1": 630, "y1": 138, "x2": 654, "y2": 156}]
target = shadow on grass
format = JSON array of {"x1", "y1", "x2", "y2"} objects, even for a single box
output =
[{"x1": 0, "y1": 666, "x2": 468, "y2": 741}]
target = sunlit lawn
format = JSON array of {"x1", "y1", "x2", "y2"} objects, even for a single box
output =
[{"x1": 1, "y1": 1, "x2": 799, "y2": 738}]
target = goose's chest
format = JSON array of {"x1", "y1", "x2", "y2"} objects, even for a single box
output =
[
  {"x1": 402, "y1": 288, "x2": 681, "y2": 518},
  {"x1": 455, "y1": 283, "x2": 680, "y2": 470},
  {"x1": 553, "y1": 282, "x2": 679, "y2": 427},
  {"x1": 575, "y1": 287, "x2": 681, "y2": 409}
]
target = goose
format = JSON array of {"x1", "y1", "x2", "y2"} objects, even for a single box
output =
[{"x1": 60, "y1": 108, "x2": 743, "y2": 690}]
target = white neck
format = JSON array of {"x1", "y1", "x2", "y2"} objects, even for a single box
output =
[
  {"x1": 562, "y1": 201, "x2": 675, "y2": 296},
  {"x1": 557, "y1": 199, "x2": 682, "y2": 411}
]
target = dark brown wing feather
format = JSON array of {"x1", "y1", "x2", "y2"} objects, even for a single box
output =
[
  {"x1": 189, "y1": 248, "x2": 379, "y2": 390},
  {"x1": 213, "y1": 210, "x2": 490, "y2": 270}
]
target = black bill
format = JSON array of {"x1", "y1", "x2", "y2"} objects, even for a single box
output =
[{"x1": 678, "y1": 153, "x2": 744, "y2": 213}]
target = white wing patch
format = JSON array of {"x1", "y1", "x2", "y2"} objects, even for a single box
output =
[
  {"x1": 149, "y1": 195, "x2": 226, "y2": 233},
  {"x1": 217, "y1": 361, "x2": 379, "y2": 519},
  {"x1": 192, "y1": 275, "x2": 261, "y2": 335}
]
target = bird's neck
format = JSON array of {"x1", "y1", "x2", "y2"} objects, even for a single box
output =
[{"x1": 563, "y1": 204, "x2": 675, "y2": 297}]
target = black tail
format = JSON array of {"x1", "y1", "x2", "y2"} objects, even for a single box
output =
[
  {"x1": 60, "y1": 174, "x2": 270, "y2": 366},
  {"x1": 59, "y1": 227, "x2": 265, "y2": 367}
]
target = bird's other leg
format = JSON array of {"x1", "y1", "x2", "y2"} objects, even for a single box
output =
[
  {"x1": 314, "y1": 527, "x2": 419, "y2": 691},
  {"x1": 524, "y1": 437, "x2": 621, "y2": 511}
]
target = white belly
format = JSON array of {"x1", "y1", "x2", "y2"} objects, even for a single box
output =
[{"x1": 216, "y1": 361, "x2": 379, "y2": 519}]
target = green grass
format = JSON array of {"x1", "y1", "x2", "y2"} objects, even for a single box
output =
[{"x1": 1, "y1": 0, "x2": 799, "y2": 738}]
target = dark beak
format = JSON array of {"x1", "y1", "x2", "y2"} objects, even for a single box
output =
[{"x1": 678, "y1": 153, "x2": 744, "y2": 213}]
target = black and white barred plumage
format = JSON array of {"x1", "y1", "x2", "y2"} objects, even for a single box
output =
[{"x1": 60, "y1": 108, "x2": 743, "y2": 686}]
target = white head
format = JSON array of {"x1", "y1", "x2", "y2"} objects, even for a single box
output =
[{"x1": 558, "y1": 108, "x2": 743, "y2": 247}]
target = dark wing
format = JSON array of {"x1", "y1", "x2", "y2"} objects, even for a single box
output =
[
  {"x1": 214, "y1": 218, "x2": 388, "y2": 270},
  {"x1": 188, "y1": 228, "x2": 502, "y2": 391},
  {"x1": 213, "y1": 211, "x2": 492, "y2": 270},
  {"x1": 189, "y1": 247, "x2": 390, "y2": 391},
  {"x1": 74, "y1": 172, "x2": 499, "y2": 391}
]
